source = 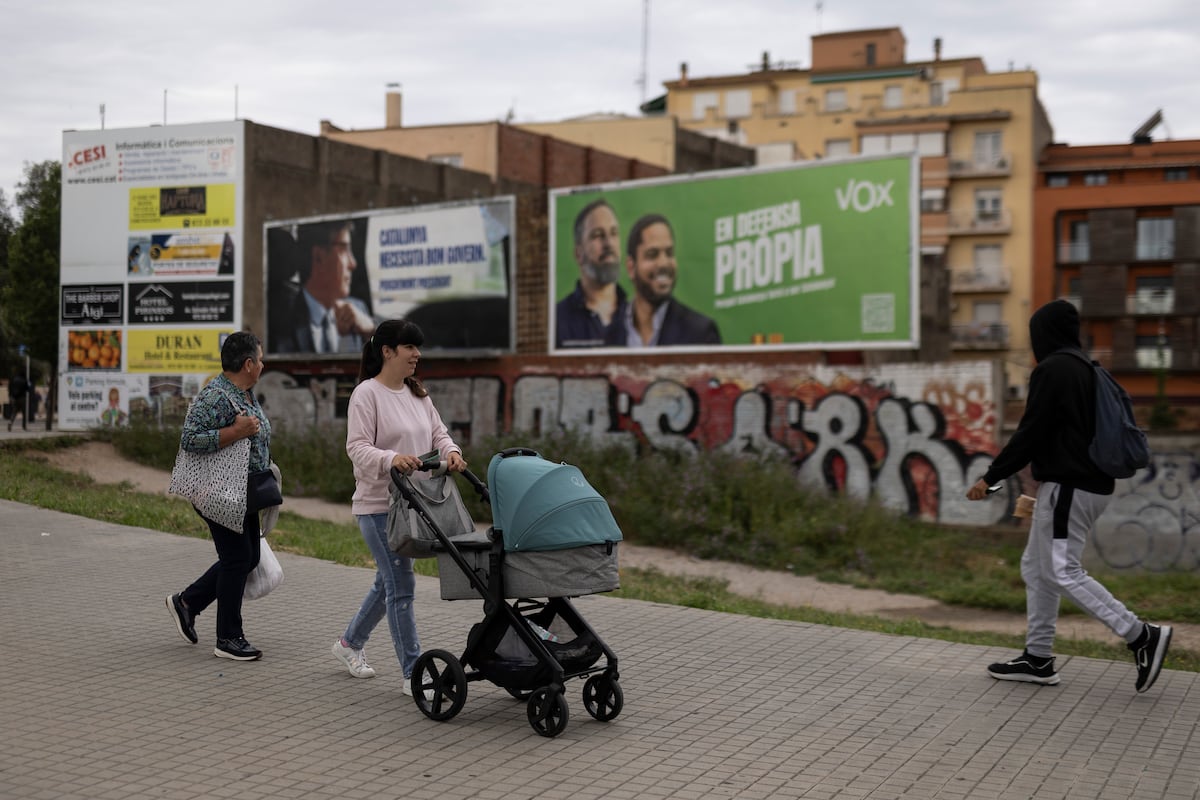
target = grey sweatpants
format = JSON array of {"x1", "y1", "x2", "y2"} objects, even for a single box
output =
[{"x1": 1022, "y1": 481, "x2": 1143, "y2": 657}]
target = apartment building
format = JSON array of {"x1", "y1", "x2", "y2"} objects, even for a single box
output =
[
  {"x1": 662, "y1": 27, "x2": 1054, "y2": 391},
  {"x1": 1035, "y1": 131, "x2": 1200, "y2": 409}
]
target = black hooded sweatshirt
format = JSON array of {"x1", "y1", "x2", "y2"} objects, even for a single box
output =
[{"x1": 981, "y1": 299, "x2": 1115, "y2": 496}]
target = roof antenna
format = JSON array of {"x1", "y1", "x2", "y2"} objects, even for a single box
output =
[
  {"x1": 636, "y1": 0, "x2": 650, "y2": 105},
  {"x1": 815, "y1": 1, "x2": 824, "y2": 33}
]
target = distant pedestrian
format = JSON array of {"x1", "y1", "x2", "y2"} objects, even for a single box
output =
[
  {"x1": 966, "y1": 299, "x2": 1171, "y2": 692},
  {"x1": 7, "y1": 371, "x2": 28, "y2": 431}
]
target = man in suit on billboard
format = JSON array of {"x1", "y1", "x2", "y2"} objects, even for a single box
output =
[
  {"x1": 272, "y1": 219, "x2": 375, "y2": 355},
  {"x1": 623, "y1": 213, "x2": 721, "y2": 347},
  {"x1": 555, "y1": 198, "x2": 627, "y2": 348}
]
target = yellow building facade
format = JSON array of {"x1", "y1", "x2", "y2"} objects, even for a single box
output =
[{"x1": 663, "y1": 27, "x2": 1054, "y2": 392}]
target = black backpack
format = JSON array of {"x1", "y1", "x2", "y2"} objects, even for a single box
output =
[
  {"x1": 9, "y1": 375, "x2": 27, "y2": 399},
  {"x1": 1056, "y1": 349, "x2": 1150, "y2": 478}
]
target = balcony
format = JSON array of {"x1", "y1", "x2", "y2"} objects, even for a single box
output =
[
  {"x1": 1057, "y1": 242, "x2": 1090, "y2": 263},
  {"x1": 948, "y1": 208, "x2": 1012, "y2": 235},
  {"x1": 951, "y1": 267, "x2": 1011, "y2": 293},
  {"x1": 1136, "y1": 347, "x2": 1172, "y2": 369},
  {"x1": 951, "y1": 322, "x2": 1009, "y2": 350},
  {"x1": 948, "y1": 153, "x2": 1012, "y2": 177},
  {"x1": 1136, "y1": 241, "x2": 1175, "y2": 261},
  {"x1": 1127, "y1": 289, "x2": 1175, "y2": 315}
]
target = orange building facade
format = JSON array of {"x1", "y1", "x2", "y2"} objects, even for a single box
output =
[{"x1": 1035, "y1": 138, "x2": 1200, "y2": 410}]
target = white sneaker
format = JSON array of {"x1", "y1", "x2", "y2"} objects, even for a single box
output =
[
  {"x1": 331, "y1": 640, "x2": 376, "y2": 678},
  {"x1": 402, "y1": 675, "x2": 436, "y2": 701}
]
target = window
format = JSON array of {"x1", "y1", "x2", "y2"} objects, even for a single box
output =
[
  {"x1": 975, "y1": 188, "x2": 1002, "y2": 221},
  {"x1": 825, "y1": 88, "x2": 847, "y2": 112},
  {"x1": 883, "y1": 85, "x2": 903, "y2": 109},
  {"x1": 974, "y1": 131, "x2": 1003, "y2": 168},
  {"x1": 777, "y1": 90, "x2": 796, "y2": 115},
  {"x1": 1084, "y1": 172, "x2": 1108, "y2": 186},
  {"x1": 860, "y1": 131, "x2": 943, "y2": 156},
  {"x1": 1133, "y1": 275, "x2": 1174, "y2": 314},
  {"x1": 860, "y1": 134, "x2": 887, "y2": 156},
  {"x1": 428, "y1": 154, "x2": 463, "y2": 167},
  {"x1": 1135, "y1": 335, "x2": 1172, "y2": 369},
  {"x1": 1136, "y1": 218, "x2": 1175, "y2": 260},
  {"x1": 1047, "y1": 173, "x2": 1069, "y2": 187},
  {"x1": 917, "y1": 131, "x2": 945, "y2": 156},
  {"x1": 866, "y1": 43, "x2": 876, "y2": 66},
  {"x1": 920, "y1": 188, "x2": 946, "y2": 213},
  {"x1": 693, "y1": 92, "x2": 719, "y2": 120},
  {"x1": 724, "y1": 89, "x2": 751, "y2": 119},
  {"x1": 1060, "y1": 220, "x2": 1089, "y2": 262},
  {"x1": 825, "y1": 139, "x2": 852, "y2": 158},
  {"x1": 930, "y1": 82, "x2": 945, "y2": 106},
  {"x1": 974, "y1": 244, "x2": 1002, "y2": 273},
  {"x1": 1165, "y1": 167, "x2": 1189, "y2": 182}
]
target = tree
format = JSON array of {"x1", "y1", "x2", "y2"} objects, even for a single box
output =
[
  {"x1": 0, "y1": 189, "x2": 15, "y2": 378},
  {"x1": 0, "y1": 161, "x2": 61, "y2": 410}
]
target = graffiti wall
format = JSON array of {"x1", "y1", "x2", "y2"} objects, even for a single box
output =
[
  {"x1": 1090, "y1": 440, "x2": 1200, "y2": 572},
  {"x1": 254, "y1": 358, "x2": 1015, "y2": 527}
]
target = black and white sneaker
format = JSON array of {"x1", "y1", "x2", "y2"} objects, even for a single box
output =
[
  {"x1": 214, "y1": 637, "x2": 262, "y2": 661},
  {"x1": 165, "y1": 593, "x2": 197, "y2": 644},
  {"x1": 987, "y1": 651, "x2": 1060, "y2": 685},
  {"x1": 1130, "y1": 623, "x2": 1172, "y2": 693}
]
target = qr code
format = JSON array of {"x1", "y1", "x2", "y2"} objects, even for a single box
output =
[{"x1": 861, "y1": 294, "x2": 895, "y2": 334}]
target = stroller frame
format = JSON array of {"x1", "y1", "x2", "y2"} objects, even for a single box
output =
[{"x1": 392, "y1": 447, "x2": 623, "y2": 738}]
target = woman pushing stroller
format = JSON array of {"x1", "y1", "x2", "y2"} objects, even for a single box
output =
[{"x1": 330, "y1": 319, "x2": 467, "y2": 696}]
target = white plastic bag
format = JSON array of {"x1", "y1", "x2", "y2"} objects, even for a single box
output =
[{"x1": 244, "y1": 536, "x2": 284, "y2": 600}]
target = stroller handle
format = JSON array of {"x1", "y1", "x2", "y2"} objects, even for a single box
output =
[{"x1": 394, "y1": 462, "x2": 489, "y2": 503}]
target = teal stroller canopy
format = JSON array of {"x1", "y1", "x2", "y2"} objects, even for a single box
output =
[{"x1": 487, "y1": 452, "x2": 624, "y2": 552}]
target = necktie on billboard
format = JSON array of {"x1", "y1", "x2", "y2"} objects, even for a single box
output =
[{"x1": 322, "y1": 313, "x2": 335, "y2": 354}]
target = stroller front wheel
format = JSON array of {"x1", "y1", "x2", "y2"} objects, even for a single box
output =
[
  {"x1": 582, "y1": 674, "x2": 623, "y2": 722},
  {"x1": 413, "y1": 649, "x2": 467, "y2": 721},
  {"x1": 526, "y1": 687, "x2": 569, "y2": 737}
]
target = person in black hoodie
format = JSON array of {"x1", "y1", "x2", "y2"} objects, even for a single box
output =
[{"x1": 966, "y1": 299, "x2": 1171, "y2": 692}]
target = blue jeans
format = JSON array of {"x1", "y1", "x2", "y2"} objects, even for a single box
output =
[{"x1": 342, "y1": 513, "x2": 421, "y2": 676}]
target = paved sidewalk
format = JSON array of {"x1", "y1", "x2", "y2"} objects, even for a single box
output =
[{"x1": 3, "y1": 500, "x2": 1199, "y2": 799}]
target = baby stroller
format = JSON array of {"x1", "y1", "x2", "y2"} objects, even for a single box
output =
[{"x1": 391, "y1": 447, "x2": 624, "y2": 737}]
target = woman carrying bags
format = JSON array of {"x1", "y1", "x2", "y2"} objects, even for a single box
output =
[
  {"x1": 331, "y1": 319, "x2": 467, "y2": 696},
  {"x1": 165, "y1": 331, "x2": 278, "y2": 661}
]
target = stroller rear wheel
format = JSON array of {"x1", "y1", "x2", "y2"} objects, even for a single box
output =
[
  {"x1": 582, "y1": 674, "x2": 623, "y2": 721},
  {"x1": 526, "y1": 687, "x2": 569, "y2": 737},
  {"x1": 412, "y1": 649, "x2": 467, "y2": 721}
]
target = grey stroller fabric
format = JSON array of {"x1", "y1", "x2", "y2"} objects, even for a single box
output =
[{"x1": 437, "y1": 536, "x2": 620, "y2": 601}]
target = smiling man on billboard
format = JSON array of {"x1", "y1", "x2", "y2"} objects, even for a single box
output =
[{"x1": 623, "y1": 213, "x2": 721, "y2": 347}]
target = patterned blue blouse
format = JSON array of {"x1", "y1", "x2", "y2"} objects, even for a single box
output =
[{"x1": 179, "y1": 373, "x2": 272, "y2": 472}]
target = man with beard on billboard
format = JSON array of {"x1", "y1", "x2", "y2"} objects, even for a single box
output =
[
  {"x1": 623, "y1": 213, "x2": 721, "y2": 347},
  {"x1": 555, "y1": 199, "x2": 628, "y2": 348}
]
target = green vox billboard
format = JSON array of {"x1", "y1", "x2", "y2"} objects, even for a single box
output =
[{"x1": 549, "y1": 153, "x2": 918, "y2": 353}]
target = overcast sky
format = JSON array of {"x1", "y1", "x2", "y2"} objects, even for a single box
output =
[{"x1": 3, "y1": 0, "x2": 1198, "y2": 211}]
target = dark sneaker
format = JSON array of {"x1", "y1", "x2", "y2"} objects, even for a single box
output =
[
  {"x1": 987, "y1": 651, "x2": 1060, "y2": 685},
  {"x1": 165, "y1": 593, "x2": 197, "y2": 644},
  {"x1": 1130, "y1": 623, "x2": 1172, "y2": 693},
  {"x1": 214, "y1": 637, "x2": 262, "y2": 661}
]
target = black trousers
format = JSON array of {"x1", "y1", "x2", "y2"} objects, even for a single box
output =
[{"x1": 180, "y1": 509, "x2": 261, "y2": 640}]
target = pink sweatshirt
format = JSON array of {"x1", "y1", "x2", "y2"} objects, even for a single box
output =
[{"x1": 345, "y1": 378, "x2": 461, "y2": 515}]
